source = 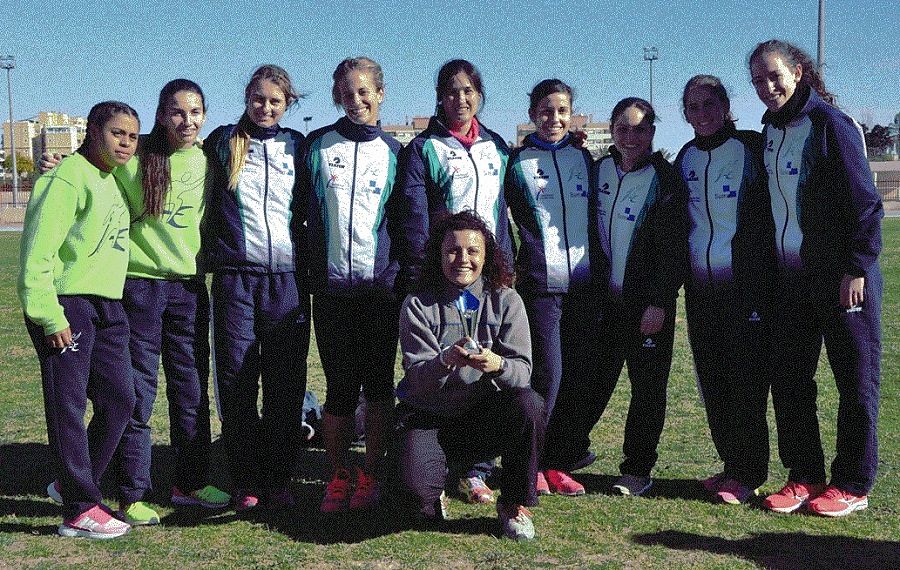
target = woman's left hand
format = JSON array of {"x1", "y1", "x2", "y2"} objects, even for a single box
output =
[
  {"x1": 640, "y1": 305, "x2": 665, "y2": 336},
  {"x1": 840, "y1": 274, "x2": 865, "y2": 308},
  {"x1": 466, "y1": 347, "x2": 503, "y2": 374}
]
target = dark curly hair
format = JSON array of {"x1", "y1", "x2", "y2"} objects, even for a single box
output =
[
  {"x1": 419, "y1": 210, "x2": 514, "y2": 292},
  {"x1": 748, "y1": 39, "x2": 836, "y2": 106}
]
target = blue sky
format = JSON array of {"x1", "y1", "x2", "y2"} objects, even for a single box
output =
[{"x1": 5, "y1": 0, "x2": 898, "y2": 153}]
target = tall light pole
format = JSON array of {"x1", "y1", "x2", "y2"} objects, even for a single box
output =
[
  {"x1": 817, "y1": 0, "x2": 825, "y2": 75},
  {"x1": 303, "y1": 116, "x2": 312, "y2": 134},
  {"x1": 643, "y1": 47, "x2": 659, "y2": 106},
  {"x1": 1, "y1": 55, "x2": 16, "y2": 207}
]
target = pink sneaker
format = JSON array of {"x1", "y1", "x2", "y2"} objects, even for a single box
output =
[
  {"x1": 763, "y1": 481, "x2": 826, "y2": 514},
  {"x1": 544, "y1": 469, "x2": 585, "y2": 496},
  {"x1": 536, "y1": 471, "x2": 551, "y2": 495},
  {"x1": 233, "y1": 490, "x2": 260, "y2": 511},
  {"x1": 808, "y1": 486, "x2": 868, "y2": 517},
  {"x1": 715, "y1": 479, "x2": 758, "y2": 505},
  {"x1": 58, "y1": 504, "x2": 131, "y2": 539},
  {"x1": 321, "y1": 468, "x2": 352, "y2": 513},
  {"x1": 349, "y1": 468, "x2": 380, "y2": 510}
]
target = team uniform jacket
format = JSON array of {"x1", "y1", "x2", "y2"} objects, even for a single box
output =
[
  {"x1": 396, "y1": 278, "x2": 532, "y2": 417},
  {"x1": 675, "y1": 126, "x2": 773, "y2": 306},
  {"x1": 397, "y1": 116, "x2": 512, "y2": 284},
  {"x1": 761, "y1": 87, "x2": 882, "y2": 302},
  {"x1": 303, "y1": 117, "x2": 402, "y2": 296},
  {"x1": 203, "y1": 124, "x2": 304, "y2": 274},
  {"x1": 18, "y1": 152, "x2": 131, "y2": 334},
  {"x1": 590, "y1": 148, "x2": 686, "y2": 306},
  {"x1": 506, "y1": 133, "x2": 593, "y2": 294}
]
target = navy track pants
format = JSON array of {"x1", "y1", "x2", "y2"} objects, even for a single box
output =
[
  {"x1": 26, "y1": 296, "x2": 134, "y2": 518},
  {"x1": 116, "y1": 277, "x2": 212, "y2": 504},
  {"x1": 211, "y1": 271, "x2": 310, "y2": 491}
]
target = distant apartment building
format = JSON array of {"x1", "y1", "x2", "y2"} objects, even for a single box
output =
[
  {"x1": 381, "y1": 116, "x2": 431, "y2": 146},
  {"x1": 516, "y1": 114, "x2": 612, "y2": 159},
  {"x1": 3, "y1": 111, "x2": 87, "y2": 162}
]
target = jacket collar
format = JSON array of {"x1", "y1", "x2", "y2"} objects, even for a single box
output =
[
  {"x1": 694, "y1": 123, "x2": 737, "y2": 151},
  {"x1": 335, "y1": 116, "x2": 382, "y2": 142}
]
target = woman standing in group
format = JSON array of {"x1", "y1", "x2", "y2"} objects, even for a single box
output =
[
  {"x1": 674, "y1": 75, "x2": 773, "y2": 505},
  {"x1": 748, "y1": 39, "x2": 882, "y2": 517},
  {"x1": 302, "y1": 57, "x2": 403, "y2": 513},
  {"x1": 39, "y1": 81, "x2": 232, "y2": 521},
  {"x1": 396, "y1": 210, "x2": 543, "y2": 541},
  {"x1": 204, "y1": 64, "x2": 310, "y2": 510},
  {"x1": 397, "y1": 59, "x2": 513, "y2": 503},
  {"x1": 19, "y1": 101, "x2": 139, "y2": 539},
  {"x1": 505, "y1": 79, "x2": 594, "y2": 496},
  {"x1": 543, "y1": 97, "x2": 686, "y2": 497}
]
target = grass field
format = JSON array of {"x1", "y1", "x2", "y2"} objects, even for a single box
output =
[{"x1": 1, "y1": 221, "x2": 898, "y2": 569}]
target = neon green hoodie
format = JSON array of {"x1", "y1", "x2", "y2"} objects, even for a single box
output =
[
  {"x1": 117, "y1": 144, "x2": 207, "y2": 279},
  {"x1": 18, "y1": 152, "x2": 130, "y2": 335}
]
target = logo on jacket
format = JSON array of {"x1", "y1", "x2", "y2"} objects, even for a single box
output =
[
  {"x1": 766, "y1": 139, "x2": 774, "y2": 152},
  {"x1": 163, "y1": 188, "x2": 195, "y2": 229},
  {"x1": 368, "y1": 180, "x2": 382, "y2": 194},
  {"x1": 570, "y1": 184, "x2": 587, "y2": 198},
  {"x1": 715, "y1": 184, "x2": 737, "y2": 199},
  {"x1": 536, "y1": 180, "x2": 552, "y2": 199},
  {"x1": 686, "y1": 169, "x2": 699, "y2": 182},
  {"x1": 89, "y1": 203, "x2": 129, "y2": 256},
  {"x1": 785, "y1": 161, "x2": 799, "y2": 175},
  {"x1": 642, "y1": 337, "x2": 656, "y2": 349},
  {"x1": 447, "y1": 150, "x2": 462, "y2": 160},
  {"x1": 282, "y1": 161, "x2": 294, "y2": 176},
  {"x1": 329, "y1": 156, "x2": 346, "y2": 169},
  {"x1": 748, "y1": 311, "x2": 761, "y2": 322},
  {"x1": 599, "y1": 182, "x2": 611, "y2": 195},
  {"x1": 533, "y1": 168, "x2": 550, "y2": 181},
  {"x1": 486, "y1": 162, "x2": 498, "y2": 176},
  {"x1": 617, "y1": 206, "x2": 637, "y2": 222}
]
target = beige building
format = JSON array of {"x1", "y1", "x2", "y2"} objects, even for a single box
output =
[
  {"x1": 516, "y1": 114, "x2": 612, "y2": 159},
  {"x1": 2, "y1": 120, "x2": 42, "y2": 162},
  {"x1": 44, "y1": 125, "x2": 86, "y2": 156},
  {"x1": 3, "y1": 111, "x2": 88, "y2": 162}
]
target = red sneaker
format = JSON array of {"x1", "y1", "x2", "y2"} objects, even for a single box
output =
[
  {"x1": 321, "y1": 468, "x2": 352, "y2": 513},
  {"x1": 535, "y1": 471, "x2": 551, "y2": 495},
  {"x1": 349, "y1": 467, "x2": 380, "y2": 510},
  {"x1": 763, "y1": 481, "x2": 826, "y2": 513},
  {"x1": 808, "y1": 486, "x2": 868, "y2": 517},
  {"x1": 544, "y1": 469, "x2": 585, "y2": 496}
]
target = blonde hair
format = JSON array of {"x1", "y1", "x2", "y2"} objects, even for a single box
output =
[{"x1": 228, "y1": 64, "x2": 301, "y2": 190}]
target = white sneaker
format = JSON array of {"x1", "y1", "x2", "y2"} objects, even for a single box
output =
[
  {"x1": 497, "y1": 503, "x2": 535, "y2": 541},
  {"x1": 58, "y1": 505, "x2": 131, "y2": 539}
]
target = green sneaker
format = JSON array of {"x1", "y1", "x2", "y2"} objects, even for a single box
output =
[
  {"x1": 171, "y1": 485, "x2": 231, "y2": 509},
  {"x1": 118, "y1": 501, "x2": 160, "y2": 526}
]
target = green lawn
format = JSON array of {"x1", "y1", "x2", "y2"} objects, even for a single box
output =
[{"x1": 1, "y1": 221, "x2": 898, "y2": 569}]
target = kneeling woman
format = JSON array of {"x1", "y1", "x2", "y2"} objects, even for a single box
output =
[{"x1": 396, "y1": 210, "x2": 544, "y2": 541}]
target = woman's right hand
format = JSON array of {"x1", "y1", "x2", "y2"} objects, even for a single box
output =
[
  {"x1": 45, "y1": 327, "x2": 72, "y2": 349},
  {"x1": 39, "y1": 152, "x2": 62, "y2": 174}
]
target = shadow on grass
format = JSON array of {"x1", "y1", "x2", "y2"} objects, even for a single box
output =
[
  {"x1": 633, "y1": 529, "x2": 900, "y2": 570},
  {"x1": 575, "y1": 473, "x2": 710, "y2": 501},
  {"x1": 0, "y1": 442, "x2": 498, "y2": 543}
]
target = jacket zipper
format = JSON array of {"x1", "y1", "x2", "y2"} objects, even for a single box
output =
[
  {"x1": 773, "y1": 129, "x2": 790, "y2": 266},
  {"x1": 347, "y1": 142, "x2": 359, "y2": 287},
  {"x1": 262, "y1": 143, "x2": 273, "y2": 270},
  {"x1": 703, "y1": 150, "x2": 714, "y2": 283},
  {"x1": 551, "y1": 149, "x2": 573, "y2": 279}
]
